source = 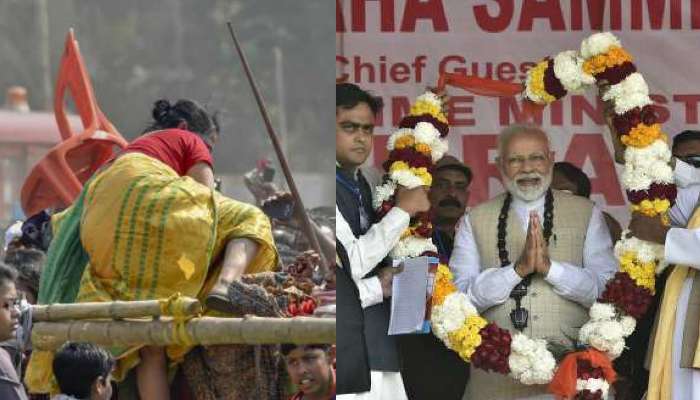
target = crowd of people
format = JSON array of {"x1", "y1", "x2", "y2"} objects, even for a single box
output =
[
  {"x1": 0, "y1": 97, "x2": 337, "y2": 400},
  {"x1": 335, "y1": 81, "x2": 700, "y2": 400}
]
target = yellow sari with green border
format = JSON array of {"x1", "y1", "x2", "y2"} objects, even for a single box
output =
[{"x1": 26, "y1": 153, "x2": 278, "y2": 393}]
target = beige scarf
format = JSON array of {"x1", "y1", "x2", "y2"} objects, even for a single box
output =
[{"x1": 647, "y1": 209, "x2": 700, "y2": 399}]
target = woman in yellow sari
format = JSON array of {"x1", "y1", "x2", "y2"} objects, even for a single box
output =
[{"x1": 27, "y1": 99, "x2": 278, "y2": 399}]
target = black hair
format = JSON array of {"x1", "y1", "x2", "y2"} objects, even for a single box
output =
[
  {"x1": 280, "y1": 343, "x2": 331, "y2": 357},
  {"x1": 553, "y1": 162, "x2": 591, "y2": 198},
  {"x1": 336, "y1": 83, "x2": 383, "y2": 116},
  {"x1": 0, "y1": 262, "x2": 17, "y2": 289},
  {"x1": 3, "y1": 248, "x2": 45, "y2": 301},
  {"x1": 437, "y1": 164, "x2": 473, "y2": 185},
  {"x1": 672, "y1": 130, "x2": 700, "y2": 154},
  {"x1": 53, "y1": 342, "x2": 115, "y2": 398},
  {"x1": 144, "y1": 99, "x2": 220, "y2": 148}
]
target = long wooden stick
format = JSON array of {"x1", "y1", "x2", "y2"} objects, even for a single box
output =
[
  {"x1": 31, "y1": 316, "x2": 336, "y2": 350},
  {"x1": 32, "y1": 298, "x2": 202, "y2": 322},
  {"x1": 226, "y1": 22, "x2": 329, "y2": 276}
]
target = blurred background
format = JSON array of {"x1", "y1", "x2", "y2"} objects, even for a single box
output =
[{"x1": 0, "y1": 0, "x2": 334, "y2": 228}]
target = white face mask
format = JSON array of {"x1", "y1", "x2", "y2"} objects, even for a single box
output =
[
  {"x1": 674, "y1": 158, "x2": 700, "y2": 188},
  {"x1": 503, "y1": 170, "x2": 553, "y2": 202}
]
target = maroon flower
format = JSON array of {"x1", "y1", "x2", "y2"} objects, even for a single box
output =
[
  {"x1": 611, "y1": 105, "x2": 658, "y2": 136},
  {"x1": 627, "y1": 183, "x2": 677, "y2": 206},
  {"x1": 600, "y1": 272, "x2": 654, "y2": 319},
  {"x1": 471, "y1": 323, "x2": 512, "y2": 375},
  {"x1": 376, "y1": 200, "x2": 395, "y2": 219},
  {"x1": 399, "y1": 114, "x2": 449, "y2": 138},
  {"x1": 594, "y1": 61, "x2": 636, "y2": 86},
  {"x1": 544, "y1": 58, "x2": 567, "y2": 100},
  {"x1": 383, "y1": 148, "x2": 434, "y2": 172}
]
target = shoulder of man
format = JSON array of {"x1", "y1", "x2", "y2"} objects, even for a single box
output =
[
  {"x1": 470, "y1": 192, "x2": 508, "y2": 217},
  {"x1": 551, "y1": 189, "x2": 595, "y2": 211}
]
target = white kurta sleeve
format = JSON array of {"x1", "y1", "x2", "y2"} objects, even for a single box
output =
[
  {"x1": 449, "y1": 215, "x2": 523, "y2": 312},
  {"x1": 357, "y1": 277, "x2": 384, "y2": 308},
  {"x1": 665, "y1": 185, "x2": 700, "y2": 269},
  {"x1": 335, "y1": 205, "x2": 410, "y2": 282},
  {"x1": 544, "y1": 206, "x2": 618, "y2": 307}
]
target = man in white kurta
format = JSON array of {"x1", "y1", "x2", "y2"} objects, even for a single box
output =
[
  {"x1": 632, "y1": 159, "x2": 700, "y2": 400},
  {"x1": 450, "y1": 124, "x2": 618, "y2": 400}
]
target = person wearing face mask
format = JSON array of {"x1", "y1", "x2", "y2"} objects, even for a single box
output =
[
  {"x1": 602, "y1": 108, "x2": 700, "y2": 398},
  {"x1": 450, "y1": 124, "x2": 617, "y2": 400}
]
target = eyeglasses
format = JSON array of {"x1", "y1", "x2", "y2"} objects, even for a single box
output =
[
  {"x1": 505, "y1": 153, "x2": 548, "y2": 169},
  {"x1": 338, "y1": 121, "x2": 374, "y2": 134}
]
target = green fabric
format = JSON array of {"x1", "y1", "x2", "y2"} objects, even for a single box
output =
[{"x1": 37, "y1": 187, "x2": 89, "y2": 305}]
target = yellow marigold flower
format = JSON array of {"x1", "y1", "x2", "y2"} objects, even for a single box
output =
[
  {"x1": 415, "y1": 143, "x2": 432, "y2": 156},
  {"x1": 529, "y1": 60, "x2": 556, "y2": 104},
  {"x1": 410, "y1": 100, "x2": 448, "y2": 124},
  {"x1": 413, "y1": 167, "x2": 433, "y2": 186},
  {"x1": 432, "y1": 265, "x2": 457, "y2": 306},
  {"x1": 621, "y1": 123, "x2": 664, "y2": 148},
  {"x1": 395, "y1": 135, "x2": 416, "y2": 150},
  {"x1": 631, "y1": 199, "x2": 671, "y2": 217},
  {"x1": 448, "y1": 316, "x2": 488, "y2": 361},
  {"x1": 389, "y1": 161, "x2": 410, "y2": 173},
  {"x1": 583, "y1": 46, "x2": 633, "y2": 75},
  {"x1": 619, "y1": 251, "x2": 656, "y2": 293}
]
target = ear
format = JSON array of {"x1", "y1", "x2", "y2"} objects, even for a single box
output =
[
  {"x1": 328, "y1": 345, "x2": 336, "y2": 365},
  {"x1": 177, "y1": 121, "x2": 188, "y2": 130}
]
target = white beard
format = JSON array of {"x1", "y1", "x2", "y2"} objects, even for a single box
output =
[{"x1": 503, "y1": 171, "x2": 553, "y2": 202}]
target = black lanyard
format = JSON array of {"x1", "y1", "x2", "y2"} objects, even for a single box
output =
[{"x1": 335, "y1": 170, "x2": 363, "y2": 205}]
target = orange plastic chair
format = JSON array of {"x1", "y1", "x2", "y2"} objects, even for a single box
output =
[{"x1": 21, "y1": 29, "x2": 128, "y2": 216}]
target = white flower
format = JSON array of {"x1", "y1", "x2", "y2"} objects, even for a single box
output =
[
  {"x1": 390, "y1": 169, "x2": 425, "y2": 189},
  {"x1": 601, "y1": 73, "x2": 652, "y2": 114},
  {"x1": 622, "y1": 141, "x2": 674, "y2": 190},
  {"x1": 373, "y1": 181, "x2": 397, "y2": 209},
  {"x1": 577, "y1": 378, "x2": 611, "y2": 399},
  {"x1": 579, "y1": 319, "x2": 628, "y2": 359},
  {"x1": 386, "y1": 128, "x2": 413, "y2": 151},
  {"x1": 620, "y1": 316, "x2": 636, "y2": 336},
  {"x1": 508, "y1": 334, "x2": 556, "y2": 385},
  {"x1": 553, "y1": 50, "x2": 595, "y2": 93},
  {"x1": 390, "y1": 236, "x2": 437, "y2": 260},
  {"x1": 431, "y1": 292, "x2": 479, "y2": 344},
  {"x1": 431, "y1": 139, "x2": 448, "y2": 163},
  {"x1": 581, "y1": 32, "x2": 621, "y2": 59},
  {"x1": 413, "y1": 122, "x2": 441, "y2": 145},
  {"x1": 589, "y1": 302, "x2": 616, "y2": 321},
  {"x1": 415, "y1": 91, "x2": 442, "y2": 108}
]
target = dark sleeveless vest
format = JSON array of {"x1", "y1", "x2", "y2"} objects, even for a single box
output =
[
  {"x1": 336, "y1": 168, "x2": 400, "y2": 372},
  {"x1": 336, "y1": 242, "x2": 371, "y2": 394}
]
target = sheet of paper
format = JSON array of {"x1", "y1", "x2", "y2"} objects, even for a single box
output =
[{"x1": 388, "y1": 256, "x2": 429, "y2": 335}]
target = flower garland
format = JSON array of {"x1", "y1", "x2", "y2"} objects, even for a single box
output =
[
  {"x1": 422, "y1": 32, "x2": 676, "y2": 400},
  {"x1": 374, "y1": 92, "x2": 449, "y2": 260}
]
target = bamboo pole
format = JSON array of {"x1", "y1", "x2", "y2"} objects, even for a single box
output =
[
  {"x1": 31, "y1": 316, "x2": 336, "y2": 350},
  {"x1": 32, "y1": 298, "x2": 202, "y2": 322}
]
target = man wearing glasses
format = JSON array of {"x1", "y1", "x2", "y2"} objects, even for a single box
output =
[
  {"x1": 672, "y1": 130, "x2": 700, "y2": 187},
  {"x1": 449, "y1": 124, "x2": 617, "y2": 399}
]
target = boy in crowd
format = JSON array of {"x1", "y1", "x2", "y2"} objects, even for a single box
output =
[
  {"x1": 282, "y1": 343, "x2": 336, "y2": 400},
  {"x1": 52, "y1": 342, "x2": 114, "y2": 400}
]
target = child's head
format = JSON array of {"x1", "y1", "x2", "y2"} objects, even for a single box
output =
[
  {"x1": 281, "y1": 344, "x2": 335, "y2": 397},
  {"x1": 0, "y1": 262, "x2": 19, "y2": 342},
  {"x1": 53, "y1": 342, "x2": 115, "y2": 400}
]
